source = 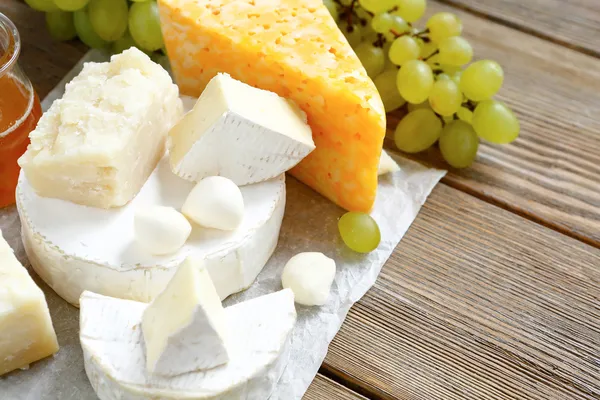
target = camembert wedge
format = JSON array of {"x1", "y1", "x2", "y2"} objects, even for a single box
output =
[{"x1": 158, "y1": 0, "x2": 386, "y2": 212}]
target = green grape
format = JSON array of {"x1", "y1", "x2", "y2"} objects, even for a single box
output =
[
  {"x1": 472, "y1": 100, "x2": 519, "y2": 144},
  {"x1": 371, "y1": 13, "x2": 393, "y2": 33},
  {"x1": 374, "y1": 70, "x2": 406, "y2": 112},
  {"x1": 425, "y1": 54, "x2": 440, "y2": 67},
  {"x1": 54, "y1": 0, "x2": 89, "y2": 11},
  {"x1": 25, "y1": 0, "x2": 58, "y2": 12},
  {"x1": 456, "y1": 106, "x2": 473, "y2": 123},
  {"x1": 323, "y1": 0, "x2": 339, "y2": 21},
  {"x1": 407, "y1": 100, "x2": 431, "y2": 112},
  {"x1": 359, "y1": 0, "x2": 396, "y2": 14},
  {"x1": 426, "y1": 12, "x2": 462, "y2": 43},
  {"x1": 393, "y1": 0, "x2": 426, "y2": 23},
  {"x1": 394, "y1": 109, "x2": 442, "y2": 153},
  {"x1": 389, "y1": 15, "x2": 410, "y2": 35},
  {"x1": 338, "y1": 212, "x2": 381, "y2": 253},
  {"x1": 436, "y1": 73, "x2": 451, "y2": 81},
  {"x1": 420, "y1": 40, "x2": 438, "y2": 59},
  {"x1": 73, "y1": 9, "x2": 108, "y2": 48},
  {"x1": 354, "y1": 42, "x2": 385, "y2": 78},
  {"x1": 112, "y1": 30, "x2": 136, "y2": 54},
  {"x1": 429, "y1": 79, "x2": 462, "y2": 116},
  {"x1": 45, "y1": 11, "x2": 77, "y2": 41},
  {"x1": 88, "y1": 0, "x2": 128, "y2": 41},
  {"x1": 438, "y1": 36, "x2": 472, "y2": 66},
  {"x1": 129, "y1": 1, "x2": 164, "y2": 52},
  {"x1": 339, "y1": 0, "x2": 353, "y2": 6},
  {"x1": 396, "y1": 60, "x2": 434, "y2": 104},
  {"x1": 450, "y1": 70, "x2": 462, "y2": 86},
  {"x1": 388, "y1": 36, "x2": 420, "y2": 66},
  {"x1": 341, "y1": 23, "x2": 362, "y2": 48},
  {"x1": 439, "y1": 120, "x2": 479, "y2": 168},
  {"x1": 460, "y1": 60, "x2": 504, "y2": 101},
  {"x1": 382, "y1": 41, "x2": 396, "y2": 71}
]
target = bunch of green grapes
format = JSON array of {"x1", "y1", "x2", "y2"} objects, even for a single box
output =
[
  {"x1": 25, "y1": 0, "x2": 166, "y2": 61},
  {"x1": 326, "y1": 0, "x2": 520, "y2": 168}
]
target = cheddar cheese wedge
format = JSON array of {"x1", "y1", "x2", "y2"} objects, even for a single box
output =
[{"x1": 158, "y1": 0, "x2": 386, "y2": 212}]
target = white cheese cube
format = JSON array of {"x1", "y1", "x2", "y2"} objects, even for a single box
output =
[
  {"x1": 18, "y1": 48, "x2": 184, "y2": 208},
  {"x1": 141, "y1": 257, "x2": 229, "y2": 376},
  {"x1": 0, "y1": 230, "x2": 59, "y2": 376},
  {"x1": 378, "y1": 150, "x2": 400, "y2": 175},
  {"x1": 134, "y1": 206, "x2": 192, "y2": 255},
  {"x1": 281, "y1": 252, "x2": 336, "y2": 306},
  {"x1": 168, "y1": 73, "x2": 315, "y2": 185}
]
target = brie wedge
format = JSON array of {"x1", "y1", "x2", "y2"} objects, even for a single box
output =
[
  {"x1": 378, "y1": 150, "x2": 400, "y2": 175},
  {"x1": 17, "y1": 157, "x2": 285, "y2": 306},
  {"x1": 18, "y1": 48, "x2": 183, "y2": 208},
  {"x1": 168, "y1": 73, "x2": 315, "y2": 186},
  {"x1": 0, "y1": 230, "x2": 59, "y2": 375},
  {"x1": 142, "y1": 257, "x2": 229, "y2": 376},
  {"x1": 80, "y1": 289, "x2": 296, "y2": 400}
]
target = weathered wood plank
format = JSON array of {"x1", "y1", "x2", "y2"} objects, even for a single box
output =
[
  {"x1": 305, "y1": 375, "x2": 368, "y2": 400},
  {"x1": 323, "y1": 181, "x2": 600, "y2": 400},
  {"x1": 388, "y1": 1, "x2": 600, "y2": 247},
  {"x1": 437, "y1": 0, "x2": 600, "y2": 58}
]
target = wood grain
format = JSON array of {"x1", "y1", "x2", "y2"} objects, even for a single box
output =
[
  {"x1": 305, "y1": 375, "x2": 368, "y2": 400},
  {"x1": 323, "y1": 181, "x2": 600, "y2": 400},
  {"x1": 437, "y1": 0, "x2": 600, "y2": 58},
  {"x1": 388, "y1": 1, "x2": 600, "y2": 248}
]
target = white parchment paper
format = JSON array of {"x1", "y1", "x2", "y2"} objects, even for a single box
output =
[{"x1": 0, "y1": 50, "x2": 445, "y2": 400}]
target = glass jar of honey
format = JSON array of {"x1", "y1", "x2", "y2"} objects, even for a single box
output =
[{"x1": 0, "y1": 12, "x2": 42, "y2": 208}]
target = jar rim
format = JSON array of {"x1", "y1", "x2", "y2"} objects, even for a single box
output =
[{"x1": 0, "y1": 12, "x2": 21, "y2": 78}]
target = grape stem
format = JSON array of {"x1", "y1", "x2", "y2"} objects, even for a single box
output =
[
  {"x1": 422, "y1": 50, "x2": 439, "y2": 62},
  {"x1": 463, "y1": 100, "x2": 477, "y2": 111}
]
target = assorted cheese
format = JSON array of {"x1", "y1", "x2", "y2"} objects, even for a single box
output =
[
  {"x1": 281, "y1": 252, "x2": 337, "y2": 306},
  {"x1": 169, "y1": 73, "x2": 315, "y2": 185},
  {"x1": 18, "y1": 48, "x2": 183, "y2": 208},
  {"x1": 134, "y1": 206, "x2": 192, "y2": 255},
  {"x1": 378, "y1": 150, "x2": 401, "y2": 175},
  {"x1": 17, "y1": 158, "x2": 286, "y2": 306},
  {"x1": 142, "y1": 257, "x2": 229, "y2": 376},
  {"x1": 0, "y1": 230, "x2": 59, "y2": 375},
  {"x1": 182, "y1": 176, "x2": 245, "y2": 231},
  {"x1": 158, "y1": 0, "x2": 386, "y2": 212},
  {"x1": 80, "y1": 288, "x2": 296, "y2": 400}
]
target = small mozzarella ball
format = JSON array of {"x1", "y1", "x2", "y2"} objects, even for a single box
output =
[
  {"x1": 182, "y1": 176, "x2": 245, "y2": 231},
  {"x1": 281, "y1": 252, "x2": 336, "y2": 306},
  {"x1": 134, "y1": 206, "x2": 192, "y2": 255}
]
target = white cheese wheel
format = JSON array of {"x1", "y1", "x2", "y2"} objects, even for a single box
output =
[
  {"x1": 80, "y1": 289, "x2": 296, "y2": 400},
  {"x1": 17, "y1": 157, "x2": 285, "y2": 306}
]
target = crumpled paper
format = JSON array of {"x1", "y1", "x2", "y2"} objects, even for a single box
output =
[{"x1": 0, "y1": 50, "x2": 445, "y2": 400}]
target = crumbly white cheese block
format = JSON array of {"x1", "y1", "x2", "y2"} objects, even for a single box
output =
[
  {"x1": 0, "y1": 230, "x2": 59, "y2": 376},
  {"x1": 281, "y1": 252, "x2": 336, "y2": 306},
  {"x1": 134, "y1": 206, "x2": 192, "y2": 255},
  {"x1": 18, "y1": 48, "x2": 183, "y2": 208},
  {"x1": 168, "y1": 73, "x2": 315, "y2": 186},
  {"x1": 142, "y1": 257, "x2": 229, "y2": 376},
  {"x1": 80, "y1": 289, "x2": 296, "y2": 400},
  {"x1": 17, "y1": 157, "x2": 285, "y2": 306},
  {"x1": 378, "y1": 150, "x2": 400, "y2": 175}
]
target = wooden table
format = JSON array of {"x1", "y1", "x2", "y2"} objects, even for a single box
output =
[{"x1": 2, "y1": 1, "x2": 599, "y2": 399}]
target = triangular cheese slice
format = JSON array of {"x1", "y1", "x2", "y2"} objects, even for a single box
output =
[{"x1": 158, "y1": 0, "x2": 386, "y2": 212}]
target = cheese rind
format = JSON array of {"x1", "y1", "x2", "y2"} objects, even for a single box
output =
[
  {"x1": 18, "y1": 48, "x2": 183, "y2": 208},
  {"x1": 17, "y1": 157, "x2": 286, "y2": 306},
  {"x1": 0, "y1": 230, "x2": 59, "y2": 376},
  {"x1": 169, "y1": 73, "x2": 315, "y2": 185},
  {"x1": 158, "y1": 0, "x2": 386, "y2": 212},
  {"x1": 142, "y1": 257, "x2": 229, "y2": 376},
  {"x1": 80, "y1": 289, "x2": 296, "y2": 400}
]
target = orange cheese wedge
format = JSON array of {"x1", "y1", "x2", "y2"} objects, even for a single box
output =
[{"x1": 158, "y1": 0, "x2": 386, "y2": 212}]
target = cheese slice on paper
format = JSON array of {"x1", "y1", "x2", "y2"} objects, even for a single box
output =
[
  {"x1": 0, "y1": 230, "x2": 59, "y2": 376},
  {"x1": 169, "y1": 73, "x2": 315, "y2": 185},
  {"x1": 18, "y1": 48, "x2": 183, "y2": 209},
  {"x1": 17, "y1": 157, "x2": 286, "y2": 306},
  {"x1": 142, "y1": 257, "x2": 229, "y2": 376},
  {"x1": 158, "y1": 0, "x2": 386, "y2": 212},
  {"x1": 80, "y1": 289, "x2": 296, "y2": 400},
  {"x1": 378, "y1": 150, "x2": 400, "y2": 175}
]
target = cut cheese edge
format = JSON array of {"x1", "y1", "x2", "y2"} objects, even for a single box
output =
[
  {"x1": 158, "y1": 0, "x2": 386, "y2": 212},
  {"x1": 169, "y1": 73, "x2": 315, "y2": 185},
  {"x1": 80, "y1": 289, "x2": 296, "y2": 400},
  {"x1": 17, "y1": 157, "x2": 286, "y2": 306},
  {"x1": 142, "y1": 257, "x2": 229, "y2": 376},
  {"x1": 0, "y1": 230, "x2": 59, "y2": 375},
  {"x1": 378, "y1": 150, "x2": 400, "y2": 175},
  {"x1": 18, "y1": 48, "x2": 183, "y2": 208}
]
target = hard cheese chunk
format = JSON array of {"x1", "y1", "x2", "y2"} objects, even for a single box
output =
[
  {"x1": 142, "y1": 257, "x2": 229, "y2": 376},
  {"x1": 169, "y1": 73, "x2": 315, "y2": 185},
  {"x1": 0, "y1": 230, "x2": 59, "y2": 376},
  {"x1": 18, "y1": 48, "x2": 183, "y2": 208},
  {"x1": 158, "y1": 0, "x2": 386, "y2": 212}
]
